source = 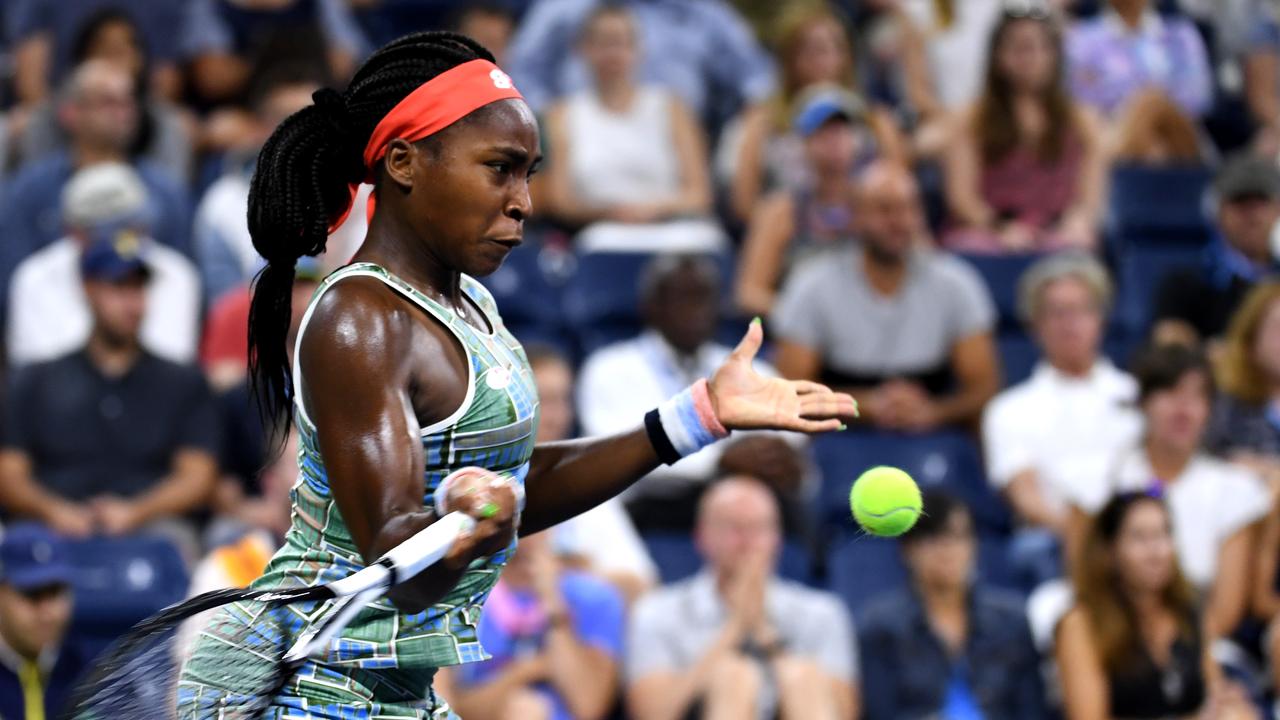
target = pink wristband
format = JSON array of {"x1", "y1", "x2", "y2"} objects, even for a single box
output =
[{"x1": 691, "y1": 378, "x2": 729, "y2": 439}]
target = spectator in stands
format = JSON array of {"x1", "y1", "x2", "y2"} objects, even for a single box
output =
[
  {"x1": 0, "y1": 59, "x2": 191, "y2": 307},
  {"x1": 0, "y1": 523, "x2": 87, "y2": 720},
  {"x1": 578, "y1": 254, "x2": 808, "y2": 532},
  {"x1": 1067, "y1": 0, "x2": 1211, "y2": 163},
  {"x1": 627, "y1": 477, "x2": 858, "y2": 720},
  {"x1": 1067, "y1": 0, "x2": 1212, "y2": 120},
  {"x1": 897, "y1": 0, "x2": 1004, "y2": 112},
  {"x1": 859, "y1": 491, "x2": 1046, "y2": 720},
  {"x1": 180, "y1": 0, "x2": 368, "y2": 105},
  {"x1": 1152, "y1": 154, "x2": 1280, "y2": 348},
  {"x1": 726, "y1": 3, "x2": 905, "y2": 223},
  {"x1": 441, "y1": 531, "x2": 625, "y2": 720},
  {"x1": 1209, "y1": 280, "x2": 1280, "y2": 462},
  {"x1": 1065, "y1": 345, "x2": 1269, "y2": 640},
  {"x1": 983, "y1": 254, "x2": 1142, "y2": 585},
  {"x1": 0, "y1": 232, "x2": 220, "y2": 557},
  {"x1": 1243, "y1": 0, "x2": 1280, "y2": 154},
  {"x1": 773, "y1": 160, "x2": 1000, "y2": 432},
  {"x1": 541, "y1": 4, "x2": 720, "y2": 253},
  {"x1": 734, "y1": 86, "x2": 868, "y2": 317},
  {"x1": 455, "y1": 4, "x2": 516, "y2": 67},
  {"x1": 943, "y1": 8, "x2": 1106, "y2": 253},
  {"x1": 7, "y1": 0, "x2": 186, "y2": 108},
  {"x1": 1056, "y1": 492, "x2": 1227, "y2": 720},
  {"x1": 7, "y1": 163, "x2": 200, "y2": 368},
  {"x1": 527, "y1": 344, "x2": 657, "y2": 603},
  {"x1": 15, "y1": 8, "x2": 195, "y2": 184},
  {"x1": 194, "y1": 65, "x2": 325, "y2": 305},
  {"x1": 507, "y1": 0, "x2": 774, "y2": 124}
]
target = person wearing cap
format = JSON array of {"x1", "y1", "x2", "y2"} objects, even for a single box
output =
[
  {"x1": 0, "y1": 180, "x2": 219, "y2": 544},
  {"x1": 538, "y1": 3, "x2": 724, "y2": 253},
  {"x1": 1152, "y1": 153, "x2": 1280, "y2": 348},
  {"x1": 735, "y1": 83, "x2": 872, "y2": 317},
  {"x1": 6, "y1": 162, "x2": 200, "y2": 368},
  {"x1": 0, "y1": 523, "x2": 88, "y2": 720},
  {"x1": 773, "y1": 160, "x2": 1001, "y2": 433}
]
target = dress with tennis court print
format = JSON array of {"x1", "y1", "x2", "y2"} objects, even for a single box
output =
[{"x1": 177, "y1": 263, "x2": 539, "y2": 718}]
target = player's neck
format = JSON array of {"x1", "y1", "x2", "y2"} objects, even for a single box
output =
[{"x1": 358, "y1": 216, "x2": 464, "y2": 306}]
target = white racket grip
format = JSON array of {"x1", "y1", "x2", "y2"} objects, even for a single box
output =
[{"x1": 382, "y1": 511, "x2": 476, "y2": 582}]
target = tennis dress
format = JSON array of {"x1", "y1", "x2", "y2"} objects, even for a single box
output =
[{"x1": 177, "y1": 263, "x2": 539, "y2": 719}]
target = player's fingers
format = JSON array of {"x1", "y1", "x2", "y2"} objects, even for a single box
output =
[
  {"x1": 798, "y1": 393, "x2": 859, "y2": 419},
  {"x1": 785, "y1": 417, "x2": 843, "y2": 433},
  {"x1": 729, "y1": 317, "x2": 764, "y2": 362},
  {"x1": 791, "y1": 380, "x2": 834, "y2": 396}
]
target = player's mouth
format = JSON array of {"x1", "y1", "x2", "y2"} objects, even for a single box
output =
[{"x1": 487, "y1": 237, "x2": 523, "y2": 249}]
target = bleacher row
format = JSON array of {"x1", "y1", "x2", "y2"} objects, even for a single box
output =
[{"x1": 56, "y1": 163, "x2": 1217, "y2": 661}]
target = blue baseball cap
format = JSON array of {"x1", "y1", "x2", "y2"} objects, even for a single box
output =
[
  {"x1": 80, "y1": 230, "x2": 152, "y2": 282},
  {"x1": 793, "y1": 84, "x2": 867, "y2": 138},
  {"x1": 0, "y1": 523, "x2": 73, "y2": 591}
]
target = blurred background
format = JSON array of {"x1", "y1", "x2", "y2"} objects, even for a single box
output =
[{"x1": 2, "y1": 0, "x2": 1280, "y2": 718}]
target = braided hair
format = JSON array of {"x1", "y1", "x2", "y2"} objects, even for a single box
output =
[{"x1": 247, "y1": 31, "x2": 495, "y2": 434}]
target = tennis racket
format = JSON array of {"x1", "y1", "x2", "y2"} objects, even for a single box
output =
[{"x1": 61, "y1": 511, "x2": 477, "y2": 720}]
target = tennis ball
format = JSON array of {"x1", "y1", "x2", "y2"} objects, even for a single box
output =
[{"x1": 850, "y1": 466, "x2": 922, "y2": 537}]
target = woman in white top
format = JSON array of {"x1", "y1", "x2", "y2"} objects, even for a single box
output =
[
  {"x1": 541, "y1": 4, "x2": 712, "y2": 237},
  {"x1": 1066, "y1": 344, "x2": 1270, "y2": 641}
]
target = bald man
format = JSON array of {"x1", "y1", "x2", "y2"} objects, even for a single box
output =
[
  {"x1": 626, "y1": 476, "x2": 857, "y2": 720},
  {"x1": 772, "y1": 161, "x2": 1000, "y2": 432}
]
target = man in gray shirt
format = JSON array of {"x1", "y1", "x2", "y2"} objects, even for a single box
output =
[
  {"x1": 626, "y1": 476, "x2": 857, "y2": 720},
  {"x1": 773, "y1": 161, "x2": 1000, "y2": 432}
]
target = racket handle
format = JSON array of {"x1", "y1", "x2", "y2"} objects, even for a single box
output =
[{"x1": 382, "y1": 511, "x2": 476, "y2": 581}]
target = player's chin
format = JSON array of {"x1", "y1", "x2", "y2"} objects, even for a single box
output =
[{"x1": 466, "y1": 239, "x2": 519, "y2": 277}]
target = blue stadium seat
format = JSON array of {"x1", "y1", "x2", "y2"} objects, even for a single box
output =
[
  {"x1": 66, "y1": 535, "x2": 189, "y2": 658},
  {"x1": 1108, "y1": 165, "x2": 1212, "y2": 246},
  {"x1": 641, "y1": 533, "x2": 813, "y2": 585},
  {"x1": 955, "y1": 253, "x2": 1047, "y2": 331},
  {"x1": 825, "y1": 533, "x2": 1017, "y2": 618},
  {"x1": 1114, "y1": 241, "x2": 1206, "y2": 337},
  {"x1": 562, "y1": 250, "x2": 734, "y2": 356},
  {"x1": 812, "y1": 431, "x2": 1012, "y2": 535},
  {"x1": 480, "y1": 239, "x2": 573, "y2": 351},
  {"x1": 997, "y1": 330, "x2": 1040, "y2": 387}
]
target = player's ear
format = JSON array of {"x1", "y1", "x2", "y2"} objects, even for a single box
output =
[{"x1": 382, "y1": 139, "x2": 417, "y2": 191}]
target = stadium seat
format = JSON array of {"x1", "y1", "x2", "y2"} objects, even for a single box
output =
[
  {"x1": 480, "y1": 238, "x2": 574, "y2": 351},
  {"x1": 811, "y1": 431, "x2": 1011, "y2": 535},
  {"x1": 641, "y1": 532, "x2": 813, "y2": 585},
  {"x1": 1113, "y1": 241, "x2": 1206, "y2": 337},
  {"x1": 562, "y1": 250, "x2": 734, "y2": 356},
  {"x1": 825, "y1": 533, "x2": 1018, "y2": 618},
  {"x1": 66, "y1": 534, "x2": 189, "y2": 658},
  {"x1": 1107, "y1": 165, "x2": 1212, "y2": 246},
  {"x1": 955, "y1": 253, "x2": 1047, "y2": 331},
  {"x1": 997, "y1": 330, "x2": 1040, "y2": 386}
]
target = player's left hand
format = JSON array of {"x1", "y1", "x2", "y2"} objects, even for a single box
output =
[{"x1": 709, "y1": 320, "x2": 858, "y2": 434}]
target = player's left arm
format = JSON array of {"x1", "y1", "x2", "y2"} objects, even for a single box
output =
[{"x1": 521, "y1": 321, "x2": 857, "y2": 535}]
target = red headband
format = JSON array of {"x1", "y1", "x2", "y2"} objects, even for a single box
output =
[{"x1": 328, "y1": 59, "x2": 525, "y2": 233}]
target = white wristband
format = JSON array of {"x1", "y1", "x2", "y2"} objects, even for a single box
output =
[{"x1": 434, "y1": 467, "x2": 526, "y2": 517}]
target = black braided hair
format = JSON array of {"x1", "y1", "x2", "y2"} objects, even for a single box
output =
[{"x1": 247, "y1": 31, "x2": 495, "y2": 436}]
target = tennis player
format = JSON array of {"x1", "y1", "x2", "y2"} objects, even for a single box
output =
[{"x1": 177, "y1": 31, "x2": 856, "y2": 719}]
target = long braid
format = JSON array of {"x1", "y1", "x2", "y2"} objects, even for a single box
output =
[{"x1": 247, "y1": 31, "x2": 495, "y2": 436}]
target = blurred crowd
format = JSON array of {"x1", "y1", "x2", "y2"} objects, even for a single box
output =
[{"x1": 2, "y1": 0, "x2": 1280, "y2": 718}]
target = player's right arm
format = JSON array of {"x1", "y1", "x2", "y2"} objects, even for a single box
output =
[{"x1": 298, "y1": 281, "x2": 514, "y2": 614}]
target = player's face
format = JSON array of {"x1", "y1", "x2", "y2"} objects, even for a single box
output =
[
  {"x1": 0, "y1": 584, "x2": 72, "y2": 658},
  {"x1": 1034, "y1": 277, "x2": 1103, "y2": 371},
  {"x1": 1253, "y1": 298, "x2": 1280, "y2": 383},
  {"x1": 409, "y1": 99, "x2": 540, "y2": 278},
  {"x1": 1143, "y1": 371, "x2": 1210, "y2": 454},
  {"x1": 1112, "y1": 500, "x2": 1177, "y2": 595}
]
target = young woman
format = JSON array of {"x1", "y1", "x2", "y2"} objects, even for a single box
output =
[
  {"x1": 1056, "y1": 493, "x2": 1210, "y2": 720},
  {"x1": 942, "y1": 8, "x2": 1105, "y2": 253},
  {"x1": 176, "y1": 31, "x2": 855, "y2": 719}
]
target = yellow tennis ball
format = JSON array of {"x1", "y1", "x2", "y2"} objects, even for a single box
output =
[{"x1": 850, "y1": 466, "x2": 922, "y2": 537}]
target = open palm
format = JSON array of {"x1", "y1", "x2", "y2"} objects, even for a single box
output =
[{"x1": 709, "y1": 320, "x2": 858, "y2": 433}]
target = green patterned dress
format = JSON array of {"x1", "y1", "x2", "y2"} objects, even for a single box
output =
[{"x1": 177, "y1": 263, "x2": 539, "y2": 719}]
